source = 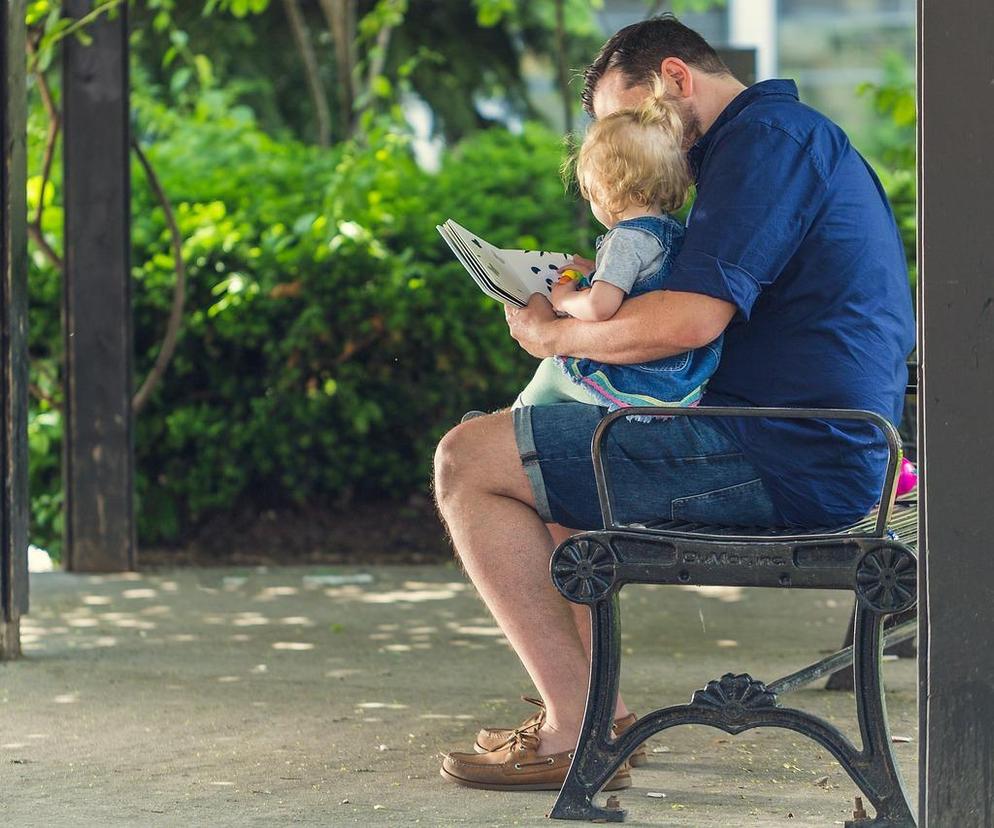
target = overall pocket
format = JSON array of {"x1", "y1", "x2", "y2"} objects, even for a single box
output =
[{"x1": 632, "y1": 352, "x2": 692, "y2": 373}]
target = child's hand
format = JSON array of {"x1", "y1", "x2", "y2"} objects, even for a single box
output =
[
  {"x1": 557, "y1": 255, "x2": 595, "y2": 278},
  {"x1": 550, "y1": 280, "x2": 579, "y2": 313}
]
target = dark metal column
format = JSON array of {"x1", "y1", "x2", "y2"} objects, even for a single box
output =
[
  {"x1": 62, "y1": 1, "x2": 134, "y2": 572},
  {"x1": 919, "y1": 0, "x2": 994, "y2": 823},
  {"x1": 1, "y1": 0, "x2": 30, "y2": 660}
]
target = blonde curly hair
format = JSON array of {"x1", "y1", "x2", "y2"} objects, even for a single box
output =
[{"x1": 570, "y1": 83, "x2": 691, "y2": 217}]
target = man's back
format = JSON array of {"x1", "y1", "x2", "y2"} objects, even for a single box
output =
[{"x1": 666, "y1": 80, "x2": 916, "y2": 526}]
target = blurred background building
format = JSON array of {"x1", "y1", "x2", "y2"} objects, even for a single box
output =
[{"x1": 524, "y1": 0, "x2": 914, "y2": 147}]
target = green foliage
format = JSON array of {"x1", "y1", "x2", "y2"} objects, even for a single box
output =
[
  {"x1": 205, "y1": 0, "x2": 271, "y2": 17},
  {"x1": 126, "y1": 0, "x2": 593, "y2": 145},
  {"x1": 26, "y1": 89, "x2": 581, "y2": 550},
  {"x1": 27, "y1": 0, "x2": 125, "y2": 71},
  {"x1": 668, "y1": 0, "x2": 726, "y2": 12},
  {"x1": 857, "y1": 53, "x2": 916, "y2": 282}
]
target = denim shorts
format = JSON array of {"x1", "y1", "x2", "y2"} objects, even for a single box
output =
[{"x1": 513, "y1": 402, "x2": 780, "y2": 530}]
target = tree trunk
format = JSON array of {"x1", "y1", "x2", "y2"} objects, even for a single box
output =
[
  {"x1": 554, "y1": 0, "x2": 574, "y2": 135},
  {"x1": 318, "y1": 0, "x2": 356, "y2": 136},
  {"x1": 282, "y1": 0, "x2": 332, "y2": 146}
]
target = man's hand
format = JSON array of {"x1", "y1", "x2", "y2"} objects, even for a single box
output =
[{"x1": 505, "y1": 294, "x2": 559, "y2": 358}]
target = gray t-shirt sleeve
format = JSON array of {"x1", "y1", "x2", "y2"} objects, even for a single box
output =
[{"x1": 592, "y1": 228, "x2": 664, "y2": 294}]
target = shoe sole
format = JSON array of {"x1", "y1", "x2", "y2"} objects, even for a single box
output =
[{"x1": 440, "y1": 766, "x2": 632, "y2": 792}]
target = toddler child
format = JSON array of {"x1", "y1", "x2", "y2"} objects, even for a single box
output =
[{"x1": 514, "y1": 89, "x2": 721, "y2": 412}]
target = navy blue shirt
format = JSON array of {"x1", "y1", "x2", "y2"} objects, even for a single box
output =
[{"x1": 665, "y1": 80, "x2": 915, "y2": 527}]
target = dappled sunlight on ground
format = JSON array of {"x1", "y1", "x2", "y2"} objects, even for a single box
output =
[{"x1": 0, "y1": 565, "x2": 918, "y2": 826}]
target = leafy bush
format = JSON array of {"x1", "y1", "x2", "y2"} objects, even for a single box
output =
[
  {"x1": 28, "y1": 93, "x2": 582, "y2": 550},
  {"x1": 857, "y1": 54, "x2": 916, "y2": 284}
]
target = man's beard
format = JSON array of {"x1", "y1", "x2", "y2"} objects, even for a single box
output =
[{"x1": 675, "y1": 99, "x2": 703, "y2": 149}]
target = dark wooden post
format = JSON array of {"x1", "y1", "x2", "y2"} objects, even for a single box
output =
[
  {"x1": 62, "y1": 0, "x2": 135, "y2": 572},
  {"x1": 1, "y1": 0, "x2": 30, "y2": 660},
  {"x1": 919, "y1": 0, "x2": 994, "y2": 822}
]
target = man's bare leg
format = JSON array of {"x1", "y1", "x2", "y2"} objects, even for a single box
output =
[
  {"x1": 548, "y1": 523, "x2": 631, "y2": 721},
  {"x1": 435, "y1": 410, "x2": 625, "y2": 756}
]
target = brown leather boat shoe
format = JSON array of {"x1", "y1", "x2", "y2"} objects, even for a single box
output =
[
  {"x1": 475, "y1": 699, "x2": 648, "y2": 768},
  {"x1": 611, "y1": 712, "x2": 648, "y2": 767},
  {"x1": 474, "y1": 696, "x2": 546, "y2": 752},
  {"x1": 441, "y1": 730, "x2": 632, "y2": 792}
]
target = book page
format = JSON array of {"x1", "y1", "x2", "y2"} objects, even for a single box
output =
[
  {"x1": 438, "y1": 224, "x2": 520, "y2": 305},
  {"x1": 440, "y1": 221, "x2": 569, "y2": 307}
]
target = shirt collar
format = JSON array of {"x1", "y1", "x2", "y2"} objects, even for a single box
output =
[{"x1": 688, "y1": 79, "x2": 799, "y2": 175}]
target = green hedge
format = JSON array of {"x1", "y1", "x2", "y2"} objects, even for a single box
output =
[{"x1": 27, "y1": 98, "x2": 583, "y2": 552}]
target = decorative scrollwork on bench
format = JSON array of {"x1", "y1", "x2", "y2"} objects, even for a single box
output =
[
  {"x1": 690, "y1": 673, "x2": 779, "y2": 723},
  {"x1": 855, "y1": 545, "x2": 917, "y2": 613}
]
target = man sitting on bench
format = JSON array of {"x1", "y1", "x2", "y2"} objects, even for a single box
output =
[{"x1": 433, "y1": 15, "x2": 915, "y2": 792}]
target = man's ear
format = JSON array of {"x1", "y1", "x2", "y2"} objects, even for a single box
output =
[{"x1": 659, "y1": 57, "x2": 694, "y2": 99}]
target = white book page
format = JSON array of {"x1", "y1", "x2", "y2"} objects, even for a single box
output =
[
  {"x1": 442, "y1": 221, "x2": 569, "y2": 306},
  {"x1": 498, "y1": 248, "x2": 571, "y2": 298},
  {"x1": 438, "y1": 225, "x2": 520, "y2": 305}
]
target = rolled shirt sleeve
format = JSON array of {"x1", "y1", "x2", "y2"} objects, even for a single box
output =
[{"x1": 665, "y1": 121, "x2": 831, "y2": 320}]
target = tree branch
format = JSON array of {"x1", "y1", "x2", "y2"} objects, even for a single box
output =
[
  {"x1": 363, "y1": 20, "x2": 393, "y2": 101},
  {"x1": 29, "y1": 382, "x2": 62, "y2": 411},
  {"x1": 27, "y1": 224, "x2": 64, "y2": 271},
  {"x1": 26, "y1": 35, "x2": 64, "y2": 265},
  {"x1": 281, "y1": 0, "x2": 332, "y2": 147},
  {"x1": 130, "y1": 138, "x2": 187, "y2": 415},
  {"x1": 34, "y1": 115, "x2": 60, "y2": 229},
  {"x1": 27, "y1": 36, "x2": 59, "y2": 122},
  {"x1": 318, "y1": 0, "x2": 357, "y2": 135},
  {"x1": 54, "y1": 0, "x2": 127, "y2": 51},
  {"x1": 553, "y1": 0, "x2": 574, "y2": 135}
]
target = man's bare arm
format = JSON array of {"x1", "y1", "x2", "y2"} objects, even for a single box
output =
[{"x1": 506, "y1": 290, "x2": 736, "y2": 363}]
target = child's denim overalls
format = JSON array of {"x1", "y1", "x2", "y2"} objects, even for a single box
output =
[{"x1": 554, "y1": 215, "x2": 723, "y2": 411}]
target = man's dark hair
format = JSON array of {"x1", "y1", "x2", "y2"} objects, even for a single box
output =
[{"x1": 581, "y1": 15, "x2": 731, "y2": 116}]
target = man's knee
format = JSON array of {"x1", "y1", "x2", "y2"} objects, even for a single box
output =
[
  {"x1": 433, "y1": 411, "x2": 527, "y2": 512},
  {"x1": 433, "y1": 421, "x2": 480, "y2": 512}
]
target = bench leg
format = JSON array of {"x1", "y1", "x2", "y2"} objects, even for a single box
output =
[
  {"x1": 827, "y1": 602, "x2": 917, "y2": 691},
  {"x1": 547, "y1": 597, "x2": 915, "y2": 826},
  {"x1": 549, "y1": 592, "x2": 630, "y2": 822},
  {"x1": 844, "y1": 603, "x2": 916, "y2": 827}
]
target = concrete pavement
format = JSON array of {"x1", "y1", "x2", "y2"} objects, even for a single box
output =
[{"x1": 0, "y1": 565, "x2": 918, "y2": 826}]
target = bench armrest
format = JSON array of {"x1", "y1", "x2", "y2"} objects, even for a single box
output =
[{"x1": 590, "y1": 405, "x2": 903, "y2": 535}]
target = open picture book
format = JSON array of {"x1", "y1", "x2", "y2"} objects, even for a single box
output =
[{"x1": 437, "y1": 220, "x2": 571, "y2": 307}]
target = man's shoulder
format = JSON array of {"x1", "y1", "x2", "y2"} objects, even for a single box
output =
[
  {"x1": 709, "y1": 97, "x2": 853, "y2": 179},
  {"x1": 725, "y1": 97, "x2": 850, "y2": 170}
]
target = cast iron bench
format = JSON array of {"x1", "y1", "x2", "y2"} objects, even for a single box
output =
[{"x1": 548, "y1": 403, "x2": 918, "y2": 826}]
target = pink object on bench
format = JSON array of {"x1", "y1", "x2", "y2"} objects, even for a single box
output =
[{"x1": 896, "y1": 458, "x2": 918, "y2": 496}]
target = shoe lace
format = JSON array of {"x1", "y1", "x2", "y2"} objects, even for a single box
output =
[{"x1": 503, "y1": 729, "x2": 541, "y2": 754}]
